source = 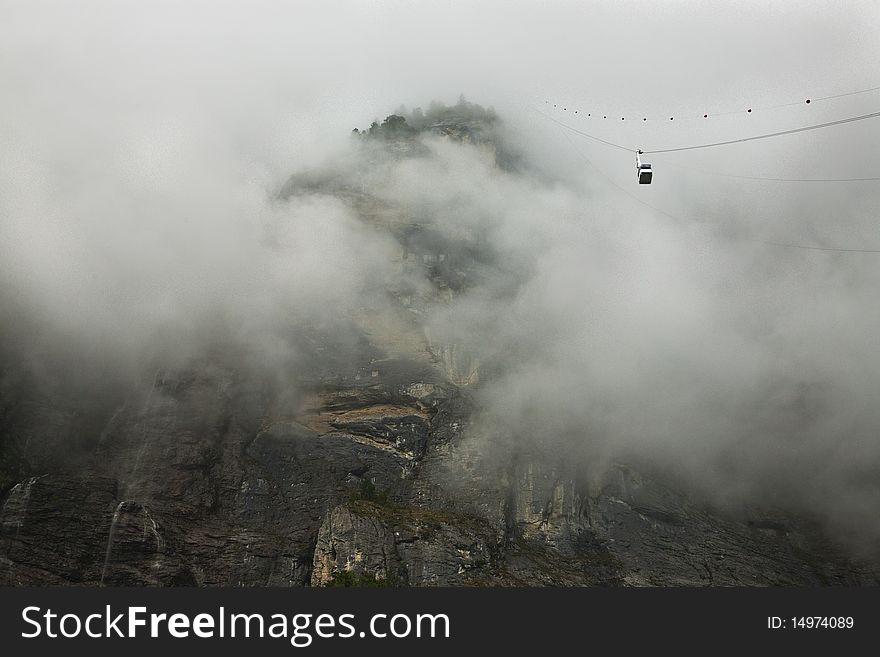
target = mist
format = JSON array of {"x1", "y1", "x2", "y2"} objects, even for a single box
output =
[{"x1": 2, "y1": 1, "x2": 880, "y2": 552}]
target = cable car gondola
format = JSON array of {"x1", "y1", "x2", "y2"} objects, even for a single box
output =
[{"x1": 636, "y1": 150, "x2": 652, "y2": 184}]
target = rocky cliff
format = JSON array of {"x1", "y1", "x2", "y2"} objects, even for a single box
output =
[{"x1": 1, "y1": 101, "x2": 877, "y2": 586}]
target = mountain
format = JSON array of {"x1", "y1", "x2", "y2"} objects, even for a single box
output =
[{"x1": 1, "y1": 100, "x2": 877, "y2": 586}]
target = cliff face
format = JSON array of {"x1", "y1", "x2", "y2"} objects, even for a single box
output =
[
  {"x1": 2, "y1": 355, "x2": 876, "y2": 586},
  {"x1": 1, "y1": 105, "x2": 877, "y2": 586}
]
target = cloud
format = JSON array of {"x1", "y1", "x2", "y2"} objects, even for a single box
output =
[
  {"x1": 334, "y1": 123, "x2": 880, "y2": 548},
  {"x1": 2, "y1": 1, "x2": 880, "y2": 550}
]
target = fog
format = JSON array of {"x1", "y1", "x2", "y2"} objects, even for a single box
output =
[{"x1": 2, "y1": 1, "x2": 880, "y2": 548}]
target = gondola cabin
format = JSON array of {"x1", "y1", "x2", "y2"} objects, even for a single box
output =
[{"x1": 636, "y1": 151, "x2": 652, "y2": 184}]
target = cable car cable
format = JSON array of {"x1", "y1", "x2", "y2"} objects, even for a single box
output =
[
  {"x1": 703, "y1": 84, "x2": 880, "y2": 117},
  {"x1": 547, "y1": 82, "x2": 880, "y2": 122},
  {"x1": 658, "y1": 159, "x2": 880, "y2": 183},
  {"x1": 535, "y1": 104, "x2": 880, "y2": 160},
  {"x1": 547, "y1": 120, "x2": 880, "y2": 254},
  {"x1": 642, "y1": 109, "x2": 880, "y2": 154},
  {"x1": 531, "y1": 106, "x2": 635, "y2": 152}
]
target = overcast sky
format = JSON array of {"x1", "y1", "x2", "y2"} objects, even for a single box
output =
[
  {"x1": 3, "y1": 1, "x2": 878, "y2": 166},
  {"x1": 4, "y1": 1, "x2": 878, "y2": 251},
  {"x1": 2, "y1": 1, "x2": 880, "y2": 546}
]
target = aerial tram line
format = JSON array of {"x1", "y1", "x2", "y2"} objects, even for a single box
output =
[
  {"x1": 536, "y1": 104, "x2": 880, "y2": 156},
  {"x1": 641, "y1": 109, "x2": 880, "y2": 154},
  {"x1": 543, "y1": 115, "x2": 880, "y2": 254},
  {"x1": 657, "y1": 159, "x2": 880, "y2": 183},
  {"x1": 715, "y1": 83, "x2": 880, "y2": 114},
  {"x1": 533, "y1": 104, "x2": 880, "y2": 185},
  {"x1": 547, "y1": 82, "x2": 880, "y2": 122},
  {"x1": 533, "y1": 106, "x2": 634, "y2": 152}
]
